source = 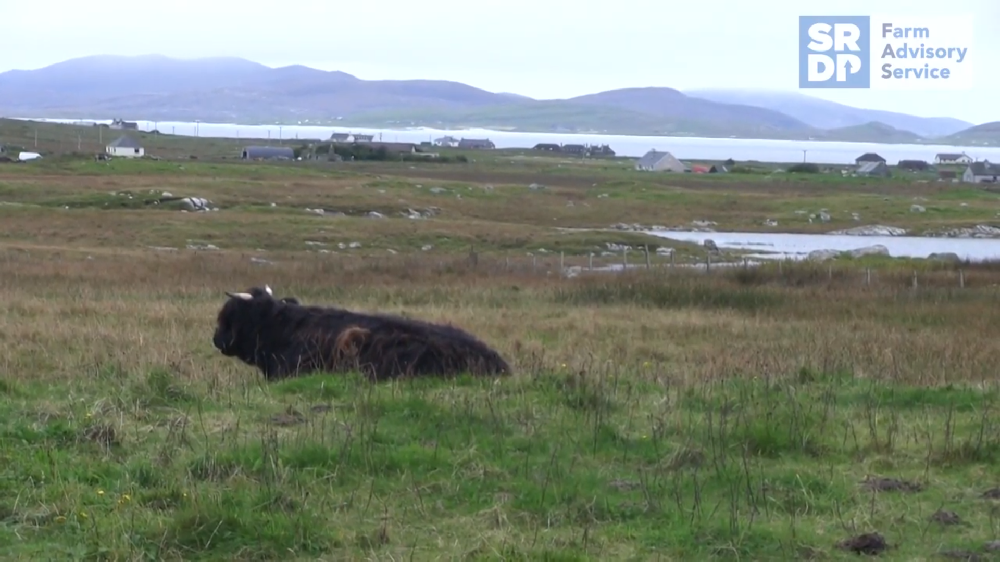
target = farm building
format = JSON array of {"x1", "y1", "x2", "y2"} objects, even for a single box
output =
[
  {"x1": 635, "y1": 150, "x2": 687, "y2": 172},
  {"x1": 963, "y1": 161, "x2": 1000, "y2": 183},
  {"x1": 856, "y1": 161, "x2": 891, "y2": 177},
  {"x1": 897, "y1": 159, "x2": 931, "y2": 171},
  {"x1": 458, "y1": 138, "x2": 495, "y2": 149},
  {"x1": 935, "y1": 152, "x2": 973, "y2": 165},
  {"x1": 855, "y1": 152, "x2": 886, "y2": 165},
  {"x1": 241, "y1": 146, "x2": 294, "y2": 160},
  {"x1": 106, "y1": 135, "x2": 144, "y2": 158}
]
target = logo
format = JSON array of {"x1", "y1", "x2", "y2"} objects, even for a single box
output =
[
  {"x1": 798, "y1": 15, "x2": 973, "y2": 90},
  {"x1": 799, "y1": 16, "x2": 870, "y2": 88}
]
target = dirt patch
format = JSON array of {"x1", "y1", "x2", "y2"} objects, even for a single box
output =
[
  {"x1": 80, "y1": 424, "x2": 118, "y2": 447},
  {"x1": 930, "y1": 509, "x2": 963, "y2": 526},
  {"x1": 860, "y1": 476, "x2": 923, "y2": 493},
  {"x1": 980, "y1": 488, "x2": 1000, "y2": 499},
  {"x1": 837, "y1": 532, "x2": 888, "y2": 555},
  {"x1": 269, "y1": 407, "x2": 307, "y2": 427},
  {"x1": 937, "y1": 550, "x2": 985, "y2": 561}
]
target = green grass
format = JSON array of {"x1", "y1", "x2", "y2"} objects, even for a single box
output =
[{"x1": 5, "y1": 369, "x2": 1000, "y2": 560}]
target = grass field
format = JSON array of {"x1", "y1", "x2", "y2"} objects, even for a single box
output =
[{"x1": 3, "y1": 124, "x2": 1000, "y2": 560}]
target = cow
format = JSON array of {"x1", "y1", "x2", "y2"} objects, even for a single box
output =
[{"x1": 212, "y1": 285, "x2": 512, "y2": 382}]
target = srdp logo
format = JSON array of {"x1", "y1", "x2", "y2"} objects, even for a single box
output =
[{"x1": 799, "y1": 16, "x2": 871, "y2": 88}]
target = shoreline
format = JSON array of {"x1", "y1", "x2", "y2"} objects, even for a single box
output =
[{"x1": 10, "y1": 117, "x2": 995, "y2": 150}]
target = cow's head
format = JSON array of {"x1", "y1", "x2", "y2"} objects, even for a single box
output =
[{"x1": 213, "y1": 284, "x2": 281, "y2": 356}]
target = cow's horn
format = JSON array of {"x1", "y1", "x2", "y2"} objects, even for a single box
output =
[
  {"x1": 264, "y1": 284, "x2": 273, "y2": 296},
  {"x1": 226, "y1": 291, "x2": 253, "y2": 300}
]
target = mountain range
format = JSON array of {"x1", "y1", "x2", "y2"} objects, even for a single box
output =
[{"x1": 0, "y1": 54, "x2": 995, "y2": 145}]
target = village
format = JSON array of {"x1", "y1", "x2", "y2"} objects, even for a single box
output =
[{"x1": 1, "y1": 119, "x2": 999, "y2": 184}]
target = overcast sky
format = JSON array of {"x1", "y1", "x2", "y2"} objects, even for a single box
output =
[{"x1": 0, "y1": 0, "x2": 995, "y2": 124}]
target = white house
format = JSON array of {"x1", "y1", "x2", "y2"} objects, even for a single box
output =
[
  {"x1": 433, "y1": 136, "x2": 459, "y2": 147},
  {"x1": 963, "y1": 160, "x2": 1000, "y2": 184},
  {"x1": 935, "y1": 152, "x2": 973, "y2": 165},
  {"x1": 107, "y1": 135, "x2": 144, "y2": 158},
  {"x1": 634, "y1": 149, "x2": 688, "y2": 172}
]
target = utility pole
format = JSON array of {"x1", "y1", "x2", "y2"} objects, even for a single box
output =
[{"x1": 803, "y1": 150, "x2": 807, "y2": 162}]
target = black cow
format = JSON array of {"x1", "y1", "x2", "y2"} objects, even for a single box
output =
[{"x1": 212, "y1": 285, "x2": 512, "y2": 381}]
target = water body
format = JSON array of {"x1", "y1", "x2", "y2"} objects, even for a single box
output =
[
  {"x1": 24, "y1": 117, "x2": 1000, "y2": 165},
  {"x1": 649, "y1": 230, "x2": 1000, "y2": 262}
]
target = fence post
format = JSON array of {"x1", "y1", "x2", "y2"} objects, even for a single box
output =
[
  {"x1": 504, "y1": 252, "x2": 509, "y2": 271},
  {"x1": 532, "y1": 255, "x2": 537, "y2": 274},
  {"x1": 670, "y1": 250, "x2": 675, "y2": 269},
  {"x1": 588, "y1": 252, "x2": 593, "y2": 271},
  {"x1": 559, "y1": 251, "x2": 565, "y2": 277},
  {"x1": 706, "y1": 253, "x2": 711, "y2": 273},
  {"x1": 912, "y1": 270, "x2": 918, "y2": 289},
  {"x1": 828, "y1": 265, "x2": 832, "y2": 281},
  {"x1": 865, "y1": 267, "x2": 871, "y2": 286},
  {"x1": 959, "y1": 268, "x2": 965, "y2": 288},
  {"x1": 644, "y1": 245, "x2": 651, "y2": 270}
]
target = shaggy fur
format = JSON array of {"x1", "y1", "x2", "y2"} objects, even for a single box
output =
[{"x1": 212, "y1": 286, "x2": 512, "y2": 381}]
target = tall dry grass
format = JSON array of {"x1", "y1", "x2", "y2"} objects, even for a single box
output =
[{"x1": 2, "y1": 247, "x2": 997, "y2": 389}]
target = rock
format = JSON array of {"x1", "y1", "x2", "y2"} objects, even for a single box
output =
[
  {"x1": 348, "y1": 242, "x2": 361, "y2": 249},
  {"x1": 421, "y1": 244, "x2": 433, "y2": 251},
  {"x1": 528, "y1": 183, "x2": 546, "y2": 190},
  {"x1": 911, "y1": 204, "x2": 926, "y2": 213},
  {"x1": 764, "y1": 219, "x2": 778, "y2": 227},
  {"x1": 367, "y1": 211, "x2": 385, "y2": 219},
  {"x1": 429, "y1": 187, "x2": 447, "y2": 194},
  {"x1": 692, "y1": 220, "x2": 717, "y2": 227},
  {"x1": 250, "y1": 257, "x2": 274, "y2": 265},
  {"x1": 180, "y1": 197, "x2": 213, "y2": 212},
  {"x1": 305, "y1": 208, "x2": 325, "y2": 215},
  {"x1": 656, "y1": 247, "x2": 673, "y2": 256},
  {"x1": 849, "y1": 244, "x2": 890, "y2": 258},
  {"x1": 808, "y1": 249, "x2": 840, "y2": 261},
  {"x1": 304, "y1": 241, "x2": 326, "y2": 247},
  {"x1": 186, "y1": 243, "x2": 219, "y2": 251},
  {"x1": 829, "y1": 225, "x2": 907, "y2": 236},
  {"x1": 925, "y1": 225, "x2": 1000, "y2": 238},
  {"x1": 703, "y1": 239, "x2": 719, "y2": 252},
  {"x1": 928, "y1": 252, "x2": 961, "y2": 263},
  {"x1": 597, "y1": 193, "x2": 609, "y2": 198},
  {"x1": 161, "y1": 191, "x2": 173, "y2": 198},
  {"x1": 819, "y1": 211, "x2": 831, "y2": 222}
]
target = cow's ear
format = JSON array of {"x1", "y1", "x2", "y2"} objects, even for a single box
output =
[
  {"x1": 264, "y1": 285, "x2": 273, "y2": 296},
  {"x1": 226, "y1": 291, "x2": 253, "y2": 300}
]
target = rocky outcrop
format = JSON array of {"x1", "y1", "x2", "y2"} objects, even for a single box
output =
[
  {"x1": 828, "y1": 225, "x2": 907, "y2": 236},
  {"x1": 923, "y1": 225, "x2": 1000, "y2": 238},
  {"x1": 848, "y1": 245, "x2": 890, "y2": 258},
  {"x1": 807, "y1": 249, "x2": 839, "y2": 261}
]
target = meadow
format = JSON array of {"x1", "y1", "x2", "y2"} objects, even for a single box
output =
[{"x1": 3, "y1": 125, "x2": 1000, "y2": 560}]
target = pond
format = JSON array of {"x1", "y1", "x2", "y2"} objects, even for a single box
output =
[{"x1": 649, "y1": 230, "x2": 1000, "y2": 262}]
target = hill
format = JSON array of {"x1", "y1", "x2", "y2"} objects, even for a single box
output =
[
  {"x1": 0, "y1": 55, "x2": 978, "y2": 144},
  {"x1": 684, "y1": 88, "x2": 973, "y2": 138},
  {"x1": 813, "y1": 121, "x2": 925, "y2": 144},
  {"x1": 937, "y1": 122, "x2": 1000, "y2": 146}
]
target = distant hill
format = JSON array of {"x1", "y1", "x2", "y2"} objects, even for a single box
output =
[
  {"x1": 684, "y1": 88, "x2": 973, "y2": 138},
  {"x1": 0, "y1": 55, "x2": 983, "y2": 144},
  {"x1": 937, "y1": 122, "x2": 1000, "y2": 146},
  {"x1": 810, "y1": 121, "x2": 924, "y2": 144}
]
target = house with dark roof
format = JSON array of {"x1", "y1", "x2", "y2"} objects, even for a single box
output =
[
  {"x1": 329, "y1": 133, "x2": 351, "y2": 143},
  {"x1": 856, "y1": 161, "x2": 891, "y2": 177},
  {"x1": 855, "y1": 152, "x2": 886, "y2": 165},
  {"x1": 106, "y1": 135, "x2": 144, "y2": 158},
  {"x1": 241, "y1": 146, "x2": 294, "y2": 160},
  {"x1": 897, "y1": 159, "x2": 931, "y2": 171},
  {"x1": 963, "y1": 160, "x2": 1000, "y2": 184},
  {"x1": 635, "y1": 150, "x2": 687, "y2": 172},
  {"x1": 935, "y1": 152, "x2": 973, "y2": 165},
  {"x1": 458, "y1": 138, "x2": 495, "y2": 149},
  {"x1": 533, "y1": 143, "x2": 561, "y2": 152}
]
